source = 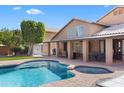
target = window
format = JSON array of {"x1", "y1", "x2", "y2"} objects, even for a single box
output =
[
  {"x1": 76, "y1": 25, "x2": 84, "y2": 37},
  {"x1": 113, "y1": 9, "x2": 123, "y2": 15},
  {"x1": 67, "y1": 25, "x2": 84, "y2": 38},
  {"x1": 67, "y1": 28, "x2": 73, "y2": 38},
  {"x1": 119, "y1": 9, "x2": 123, "y2": 14}
]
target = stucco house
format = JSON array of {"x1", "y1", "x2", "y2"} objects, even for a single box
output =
[{"x1": 45, "y1": 6, "x2": 124, "y2": 65}]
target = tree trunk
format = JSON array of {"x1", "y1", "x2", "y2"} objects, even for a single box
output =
[{"x1": 28, "y1": 43, "x2": 34, "y2": 56}]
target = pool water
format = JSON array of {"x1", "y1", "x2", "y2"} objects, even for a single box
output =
[
  {"x1": 75, "y1": 66, "x2": 113, "y2": 74},
  {"x1": 0, "y1": 60, "x2": 74, "y2": 87}
]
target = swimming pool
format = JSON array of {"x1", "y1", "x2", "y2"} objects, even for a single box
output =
[
  {"x1": 75, "y1": 66, "x2": 113, "y2": 74},
  {"x1": 0, "y1": 60, "x2": 74, "y2": 87}
]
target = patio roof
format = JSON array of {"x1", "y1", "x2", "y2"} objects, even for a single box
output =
[{"x1": 92, "y1": 24, "x2": 124, "y2": 38}]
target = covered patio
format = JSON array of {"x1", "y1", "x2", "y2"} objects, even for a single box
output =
[
  {"x1": 47, "y1": 24, "x2": 124, "y2": 65},
  {"x1": 90, "y1": 23, "x2": 124, "y2": 64}
]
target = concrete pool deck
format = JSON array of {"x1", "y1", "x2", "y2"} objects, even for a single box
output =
[{"x1": 0, "y1": 56, "x2": 124, "y2": 87}]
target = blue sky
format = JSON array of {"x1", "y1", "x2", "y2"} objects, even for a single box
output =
[{"x1": 0, "y1": 5, "x2": 115, "y2": 29}]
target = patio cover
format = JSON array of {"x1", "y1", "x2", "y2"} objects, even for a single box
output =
[{"x1": 91, "y1": 24, "x2": 124, "y2": 38}]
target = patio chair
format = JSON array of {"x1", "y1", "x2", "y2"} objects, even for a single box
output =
[
  {"x1": 89, "y1": 52, "x2": 98, "y2": 61},
  {"x1": 61, "y1": 51, "x2": 67, "y2": 57},
  {"x1": 97, "y1": 53, "x2": 105, "y2": 62}
]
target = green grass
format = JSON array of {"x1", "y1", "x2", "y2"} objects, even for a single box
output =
[{"x1": 0, "y1": 56, "x2": 37, "y2": 61}]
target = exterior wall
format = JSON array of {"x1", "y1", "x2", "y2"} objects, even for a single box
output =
[
  {"x1": 43, "y1": 32, "x2": 56, "y2": 42},
  {"x1": 42, "y1": 43, "x2": 57, "y2": 55},
  {"x1": 72, "y1": 41, "x2": 83, "y2": 59},
  {"x1": 50, "y1": 42, "x2": 57, "y2": 55},
  {"x1": 56, "y1": 42, "x2": 59, "y2": 57},
  {"x1": 58, "y1": 42, "x2": 64, "y2": 54},
  {"x1": 42, "y1": 30, "x2": 57, "y2": 55},
  {"x1": 54, "y1": 42, "x2": 65, "y2": 56},
  {"x1": 97, "y1": 7, "x2": 124, "y2": 26},
  {"x1": 72, "y1": 41, "x2": 82, "y2": 54},
  {"x1": 42, "y1": 43, "x2": 49, "y2": 55},
  {"x1": 89, "y1": 40, "x2": 100, "y2": 53},
  {"x1": 52, "y1": 20, "x2": 104, "y2": 41}
]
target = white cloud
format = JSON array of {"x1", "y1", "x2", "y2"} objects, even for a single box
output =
[
  {"x1": 26, "y1": 8, "x2": 44, "y2": 15},
  {"x1": 13, "y1": 7, "x2": 21, "y2": 10}
]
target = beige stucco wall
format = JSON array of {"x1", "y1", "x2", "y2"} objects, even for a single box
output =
[
  {"x1": 43, "y1": 31, "x2": 56, "y2": 42},
  {"x1": 43, "y1": 43, "x2": 49, "y2": 55},
  {"x1": 97, "y1": 7, "x2": 124, "y2": 26},
  {"x1": 72, "y1": 41, "x2": 82, "y2": 53},
  {"x1": 89, "y1": 40, "x2": 100, "y2": 53},
  {"x1": 52, "y1": 20, "x2": 104, "y2": 41},
  {"x1": 42, "y1": 30, "x2": 57, "y2": 55},
  {"x1": 43, "y1": 42, "x2": 57, "y2": 55},
  {"x1": 50, "y1": 42, "x2": 57, "y2": 55}
]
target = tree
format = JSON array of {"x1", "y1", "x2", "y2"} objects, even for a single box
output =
[
  {"x1": 0, "y1": 28, "x2": 26, "y2": 56},
  {"x1": 0, "y1": 28, "x2": 13, "y2": 46},
  {"x1": 20, "y1": 20, "x2": 45, "y2": 56},
  {"x1": 11, "y1": 29, "x2": 25, "y2": 55},
  {"x1": 11, "y1": 29, "x2": 24, "y2": 47}
]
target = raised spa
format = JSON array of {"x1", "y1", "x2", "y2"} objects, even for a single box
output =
[{"x1": 75, "y1": 66, "x2": 113, "y2": 74}]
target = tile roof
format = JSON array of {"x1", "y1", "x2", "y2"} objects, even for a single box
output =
[{"x1": 92, "y1": 24, "x2": 124, "y2": 38}]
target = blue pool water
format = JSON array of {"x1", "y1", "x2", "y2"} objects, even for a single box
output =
[
  {"x1": 0, "y1": 60, "x2": 74, "y2": 87},
  {"x1": 75, "y1": 66, "x2": 113, "y2": 74}
]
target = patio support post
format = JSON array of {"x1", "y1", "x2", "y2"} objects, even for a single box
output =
[
  {"x1": 67, "y1": 41, "x2": 72, "y2": 59},
  {"x1": 48, "y1": 42, "x2": 51, "y2": 56},
  {"x1": 83, "y1": 40, "x2": 89, "y2": 62},
  {"x1": 105, "y1": 38, "x2": 113, "y2": 65},
  {"x1": 122, "y1": 40, "x2": 124, "y2": 62},
  {"x1": 56, "y1": 42, "x2": 59, "y2": 57}
]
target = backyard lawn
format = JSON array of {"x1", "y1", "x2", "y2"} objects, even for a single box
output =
[{"x1": 0, "y1": 56, "x2": 38, "y2": 61}]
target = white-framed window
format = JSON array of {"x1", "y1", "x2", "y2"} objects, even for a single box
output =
[{"x1": 75, "y1": 25, "x2": 84, "y2": 37}]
